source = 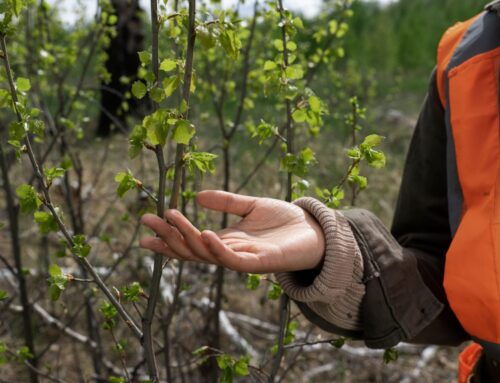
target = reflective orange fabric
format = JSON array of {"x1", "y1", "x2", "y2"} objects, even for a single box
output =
[
  {"x1": 437, "y1": 18, "x2": 500, "y2": 343},
  {"x1": 458, "y1": 343, "x2": 483, "y2": 383},
  {"x1": 436, "y1": 15, "x2": 480, "y2": 106}
]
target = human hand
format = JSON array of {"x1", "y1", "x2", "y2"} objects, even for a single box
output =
[{"x1": 140, "y1": 190, "x2": 325, "y2": 273}]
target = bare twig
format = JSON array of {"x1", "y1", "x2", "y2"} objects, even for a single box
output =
[
  {"x1": 0, "y1": 141, "x2": 38, "y2": 383},
  {"x1": 0, "y1": 33, "x2": 143, "y2": 340}
]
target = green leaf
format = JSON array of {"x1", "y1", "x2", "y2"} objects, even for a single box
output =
[
  {"x1": 383, "y1": 348, "x2": 399, "y2": 364},
  {"x1": 115, "y1": 170, "x2": 139, "y2": 198},
  {"x1": 309, "y1": 96, "x2": 321, "y2": 113},
  {"x1": 292, "y1": 109, "x2": 307, "y2": 123},
  {"x1": 159, "y1": 59, "x2": 177, "y2": 72},
  {"x1": 263, "y1": 60, "x2": 277, "y2": 71},
  {"x1": 99, "y1": 301, "x2": 118, "y2": 330},
  {"x1": 330, "y1": 338, "x2": 345, "y2": 349},
  {"x1": 234, "y1": 356, "x2": 250, "y2": 377},
  {"x1": 17, "y1": 346, "x2": 33, "y2": 361},
  {"x1": 329, "y1": 20, "x2": 338, "y2": 34},
  {"x1": 273, "y1": 39, "x2": 284, "y2": 51},
  {"x1": 150, "y1": 87, "x2": 165, "y2": 103},
  {"x1": 361, "y1": 134, "x2": 383, "y2": 149},
  {"x1": 0, "y1": 342, "x2": 8, "y2": 365},
  {"x1": 11, "y1": 0, "x2": 26, "y2": 16},
  {"x1": 131, "y1": 81, "x2": 147, "y2": 99},
  {"x1": 0, "y1": 290, "x2": 8, "y2": 301},
  {"x1": 219, "y1": 29, "x2": 241, "y2": 60},
  {"x1": 28, "y1": 119, "x2": 45, "y2": 137},
  {"x1": 109, "y1": 377, "x2": 125, "y2": 383},
  {"x1": 246, "y1": 274, "x2": 261, "y2": 290},
  {"x1": 216, "y1": 354, "x2": 232, "y2": 370},
  {"x1": 138, "y1": 51, "x2": 151, "y2": 66},
  {"x1": 8, "y1": 121, "x2": 26, "y2": 142},
  {"x1": 365, "y1": 150, "x2": 386, "y2": 168},
  {"x1": 128, "y1": 124, "x2": 147, "y2": 159},
  {"x1": 34, "y1": 211, "x2": 58, "y2": 234},
  {"x1": 44, "y1": 167, "x2": 65, "y2": 184},
  {"x1": 72, "y1": 234, "x2": 91, "y2": 258},
  {"x1": 49, "y1": 263, "x2": 62, "y2": 277},
  {"x1": 16, "y1": 184, "x2": 42, "y2": 214},
  {"x1": 15, "y1": 77, "x2": 30, "y2": 92},
  {"x1": 143, "y1": 109, "x2": 170, "y2": 146},
  {"x1": 122, "y1": 282, "x2": 143, "y2": 302},
  {"x1": 48, "y1": 264, "x2": 68, "y2": 301},
  {"x1": 267, "y1": 283, "x2": 282, "y2": 300},
  {"x1": 250, "y1": 121, "x2": 278, "y2": 144},
  {"x1": 184, "y1": 152, "x2": 217, "y2": 174},
  {"x1": 172, "y1": 119, "x2": 195, "y2": 145},
  {"x1": 162, "y1": 75, "x2": 180, "y2": 98},
  {"x1": 287, "y1": 41, "x2": 297, "y2": 51},
  {"x1": 285, "y1": 65, "x2": 304, "y2": 80}
]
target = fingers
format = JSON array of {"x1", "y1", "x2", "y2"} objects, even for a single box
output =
[
  {"x1": 141, "y1": 212, "x2": 217, "y2": 264},
  {"x1": 164, "y1": 209, "x2": 213, "y2": 261},
  {"x1": 201, "y1": 230, "x2": 260, "y2": 273},
  {"x1": 140, "y1": 236, "x2": 209, "y2": 263},
  {"x1": 196, "y1": 190, "x2": 257, "y2": 217}
]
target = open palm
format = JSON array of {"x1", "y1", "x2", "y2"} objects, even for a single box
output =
[{"x1": 140, "y1": 190, "x2": 325, "y2": 273}]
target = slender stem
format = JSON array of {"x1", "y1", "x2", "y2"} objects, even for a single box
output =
[
  {"x1": 142, "y1": 0, "x2": 163, "y2": 379},
  {"x1": 0, "y1": 139, "x2": 38, "y2": 383},
  {"x1": 269, "y1": 1, "x2": 293, "y2": 380},
  {"x1": 0, "y1": 33, "x2": 143, "y2": 341}
]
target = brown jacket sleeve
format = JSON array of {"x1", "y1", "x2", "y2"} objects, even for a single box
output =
[{"x1": 276, "y1": 69, "x2": 469, "y2": 349}]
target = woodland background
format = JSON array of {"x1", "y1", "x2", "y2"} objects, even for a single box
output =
[{"x1": 0, "y1": 0, "x2": 487, "y2": 382}]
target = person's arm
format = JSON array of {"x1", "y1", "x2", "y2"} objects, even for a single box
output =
[
  {"x1": 274, "y1": 69, "x2": 468, "y2": 348},
  {"x1": 139, "y1": 70, "x2": 468, "y2": 348}
]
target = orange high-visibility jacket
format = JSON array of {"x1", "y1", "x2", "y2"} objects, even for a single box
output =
[{"x1": 436, "y1": 4, "x2": 500, "y2": 358}]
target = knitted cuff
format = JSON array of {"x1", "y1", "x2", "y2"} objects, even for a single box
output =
[{"x1": 275, "y1": 197, "x2": 365, "y2": 331}]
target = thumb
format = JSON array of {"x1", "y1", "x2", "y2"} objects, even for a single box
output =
[{"x1": 196, "y1": 190, "x2": 257, "y2": 217}]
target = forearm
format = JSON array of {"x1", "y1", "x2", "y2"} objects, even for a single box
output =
[{"x1": 276, "y1": 202, "x2": 468, "y2": 349}]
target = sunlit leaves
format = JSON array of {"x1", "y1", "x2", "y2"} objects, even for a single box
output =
[
  {"x1": 172, "y1": 119, "x2": 195, "y2": 145},
  {"x1": 115, "y1": 170, "x2": 140, "y2": 198},
  {"x1": 138, "y1": 51, "x2": 151, "y2": 66},
  {"x1": 284, "y1": 64, "x2": 303, "y2": 80},
  {"x1": 280, "y1": 147, "x2": 316, "y2": 177},
  {"x1": 183, "y1": 151, "x2": 217, "y2": 174},
  {"x1": 247, "y1": 120, "x2": 279, "y2": 145},
  {"x1": 316, "y1": 186, "x2": 345, "y2": 209},
  {"x1": 131, "y1": 81, "x2": 147, "y2": 99},
  {"x1": 355, "y1": 134, "x2": 386, "y2": 168},
  {"x1": 143, "y1": 109, "x2": 171, "y2": 146},
  {"x1": 162, "y1": 75, "x2": 180, "y2": 97},
  {"x1": 159, "y1": 59, "x2": 177, "y2": 72},
  {"x1": 15, "y1": 77, "x2": 30, "y2": 92},
  {"x1": 219, "y1": 28, "x2": 241, "y2": 61},
  {"x1": 263, "y1": 60, "x2": 277, "y2": 71}
]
